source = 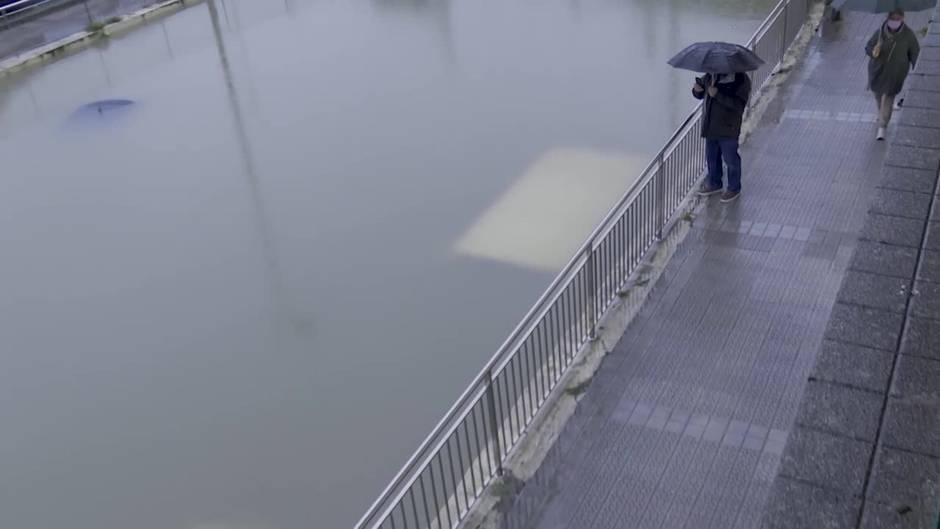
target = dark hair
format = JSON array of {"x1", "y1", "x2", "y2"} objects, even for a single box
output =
[{"x1": 889, "y1": 8, "x2": 905, "y2": 18}]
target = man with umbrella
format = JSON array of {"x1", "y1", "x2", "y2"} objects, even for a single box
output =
[{"x1": 670, "y1": 42, "x2": 760, "y2": 203}]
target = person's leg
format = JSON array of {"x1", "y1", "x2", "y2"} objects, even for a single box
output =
[
  {"x1": 881, "y1": 94, "x2": 896, "y2": 126},
  {"x1": 874, "y1": 92, "x2": 888, "y2": 140},
  {"x1": 705, "y1": 139, "x2": 724, "y2": 189},
  {"x1": 720, "y1": 138, "x2": 742, "y2": 193}
]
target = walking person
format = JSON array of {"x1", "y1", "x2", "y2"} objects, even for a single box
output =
[
  {"x1": 693, "y1": 72, "x2": 752, "y2": 203},
  {"x1": 866, "y1": 8, "x2": 919, "y2": 141}
]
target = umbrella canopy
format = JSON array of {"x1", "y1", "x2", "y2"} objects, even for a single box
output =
[
  {"x1": 832, "y1": 0, "x2": 937, "y2": 12},
  {"x1": 667, "y1": 41, "x2": 765, "y2": 74},
  {"x1": 65, "y1": 99, "x2": 136, "y2": 128}
]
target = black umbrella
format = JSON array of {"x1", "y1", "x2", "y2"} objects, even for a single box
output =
[
  {"x1": 831, "y1": 0, "x2": 937, "y2": 13},
  {"x1": 667, "y1": 41, "x2": 765, "y2": 74}
]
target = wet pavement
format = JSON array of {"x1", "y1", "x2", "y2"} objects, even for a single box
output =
[
  {"x1": 763, "y1": 10, "x2": 940, "y2": 529},
  {"x1": 498, "y1": 8, "x2": 934, "y2": 529}
]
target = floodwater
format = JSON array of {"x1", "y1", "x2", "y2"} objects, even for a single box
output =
[{"x1": 0, "y1": 0, "x2": 775, "y2": 527}]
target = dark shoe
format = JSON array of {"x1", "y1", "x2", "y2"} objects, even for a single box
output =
[
  {"x1": 720, "y1": 190, "x2": 741, "y2": 203},
  {"x1": 698, "y1": 183, "x2": 723, "y2": 196}
]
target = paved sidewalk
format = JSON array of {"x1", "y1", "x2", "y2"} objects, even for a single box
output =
[
  {"x1": 498, "y1": 9, "x2": 933, "y2": 529},
  {"x1": 762, "y1": 12, "x2": 940, "y2": 529}
]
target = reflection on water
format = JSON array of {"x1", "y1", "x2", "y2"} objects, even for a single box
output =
[{"x1": 0, "y1": 0, "x2": 775, "y2": 527}]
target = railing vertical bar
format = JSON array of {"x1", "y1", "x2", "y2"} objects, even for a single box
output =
[
  {"x1": 460, "y1": 422, "x2": 476, "y2": 506},
  {"x1": 477, "y1": 398, "x2": 495, "y2": 477},
  {"x1": 445, "y1": 438, "x2": 463, "y2": 517},
  {"x1": 572, "y1": 266, "x2": 584, "y2": 338},
  {"x1": 532, "y1": 330, "x2": 544, "y2": 404},
  {"x1": 537, "y1": 321, "x2": 549, "y2": 400},
  {"x1": 435, "y1": 457, "x2": 452, "y2": 529},
  {"x1": 551, "y1": 305, "x2": 563, "y2": 381},
  {"x1": 409, "y1": 488, "x2": 420, "y2": 529},
  {"x1": 586, "y1": 246, "x2": 596, "y2": 340},
  {"x1": 428, "y1": 463, "x2": 442, "y2": 529},
  {"x1": 567, "y1": 294, "x2": 576, "y2": 356},
  {"x1": 560, "y1": 289, "x2": 570, "y2": 363},
  {"x1": 473, "y1": 406, "x2": 488, "y2": 491},
  {"x1": 484, "y1": 369, "x2": 504, "y2": 476},
  {"x1": 418, "y1": 473, "x2": 432, "y2": 528},
  {"x1": 509, "y1": 357, "x2": 523, "y2": 440},
  {"x1": 632, "y1": 200, "x2": 638, "y2": 268},
  {"x1": 522, "y1": 340, "x2": 536, "y2": 420},
  {"x1": 601, "y1": 236, "x2": 616, "y2": 304},
  {"x1": 491, "y1": 370, "x2": 506, "y2": 453},
  {"x1": 541, "y1": 309, "x2": 553, "y2": 387}
]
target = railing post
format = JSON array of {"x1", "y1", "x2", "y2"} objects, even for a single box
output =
[
  {"x1": 780, "y1": 1, "x2": 790, "y2": 61},
  {"x1": 585, "y1": 245, "x2": 597, "y2": 340},
  {"x1": 484, "y1": 369, "x2": 504, "y2": 477},
  {"x1": 654, "y1": 152, "x2": 665, "y2": 241},
  {"x1": 82, "y1": 0, "x2": 93, "y2": 24}
]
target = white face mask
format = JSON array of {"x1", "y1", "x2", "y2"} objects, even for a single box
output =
[{"x1": 887, "y1": 20, "x2": 903, "y2": 31}]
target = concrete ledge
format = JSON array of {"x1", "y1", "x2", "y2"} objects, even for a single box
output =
[
  {"x1": 834, "y1": 271, "x2": 908, "y2": 314},
  {"x1": 894, "y1": 124, "x2": 940, "y2": 149},
  {"x1": 868, "y1": 448, "x2": 940, "y2": 514},
  {"x1": 811, "y1": 340, "x2": 893, "y2": 393},
  {"x1": 868, "y1": 188, "x2": 933, "y2": 219},
  {"x1": 848, "y1": 241, "x2": 919, "y2": 280},
  {"x1": 796, "y1": 380, "x2": 883, "y2": 442},
  {"x1": 918, "y1": 249, "x2": 940, "y2": 282},
  {"x1": 882, "y1": 399, "x2": 940, "y2": 458},
  {"x1": 860, "y1": 500, "x2": 937, "y2": 529},
  {"x1": 902, "y1": 88, "x2": 940, "y2": 110},
  {"x1": 911, "y1": 280, "x2": 940, "y2": 318},
  {"x1": 778, "y1": 426, "x2": 872, "y2": 496},
  {"x1": 0, "y1": 0, "x2": 203, "y2": 78},
  {"x1": 761, "y1": 477, "x2": 861, "y2": 529},
  {"x1": 907, "y1": 73, "x2": 940, "y2": 93},
  {"x1": 859, "y1": 214, "x2": 925, "y2": 248},
  {"x1": 901, "y1": 316, "x2": 940, "y2": 360},
  {"x1": 824, "y1": 302, "x2": 904, "y2": 352},
  {"x1": 927, "y1": 222, "x2": 940, "y2": 249},
  {"x1": 876, "y1": 165, "x2": 938, "y2": 194}
]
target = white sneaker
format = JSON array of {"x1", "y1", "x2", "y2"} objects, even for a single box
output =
[{"x1": 876, "y1": 127, "x2": 886, "y2": 141}]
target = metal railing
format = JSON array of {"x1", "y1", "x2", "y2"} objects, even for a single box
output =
[
  {"x1": 0, "y1": 0, "x2": 74, "y2": 28},
  {"x1": 354, "y1": 1, "x2": 812, "y2": 528}
]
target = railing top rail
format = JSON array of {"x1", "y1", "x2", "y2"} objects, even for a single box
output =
[{"x1": 1, "y1": 0, "x2": 49, "y2": 15}]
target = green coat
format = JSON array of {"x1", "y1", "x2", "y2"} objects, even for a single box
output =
[{"x1": 866, "y1": 24, "x2": 920, "y2": 96}]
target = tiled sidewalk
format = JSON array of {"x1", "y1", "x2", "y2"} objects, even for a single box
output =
[{"x1": 498, "y1": 9, "x2": 935, "y2": 529}]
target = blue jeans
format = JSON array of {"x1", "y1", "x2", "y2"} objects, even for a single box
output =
[{"x1": 706, "y1": 138, "x2": 742, "y2": 193}]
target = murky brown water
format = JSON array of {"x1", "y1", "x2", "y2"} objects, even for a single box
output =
[{"x1": 0, "y1": 0, "x2": 774, "y2": 527}]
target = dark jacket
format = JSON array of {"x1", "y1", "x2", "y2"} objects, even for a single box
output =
[
  {"x1": 866, "y1": 23, "x2": 919, "y2": 96},
  {"x1": 693, "y1": 73, "x2": 751, "y2": 140}
]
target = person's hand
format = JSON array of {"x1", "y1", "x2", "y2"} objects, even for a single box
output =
[
  {"x1": 692, "y1": 83, "x2": 704, "y2": 94},
  {"x1": 707, "y1": 86, "x2": 718, "y2": 98}
]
